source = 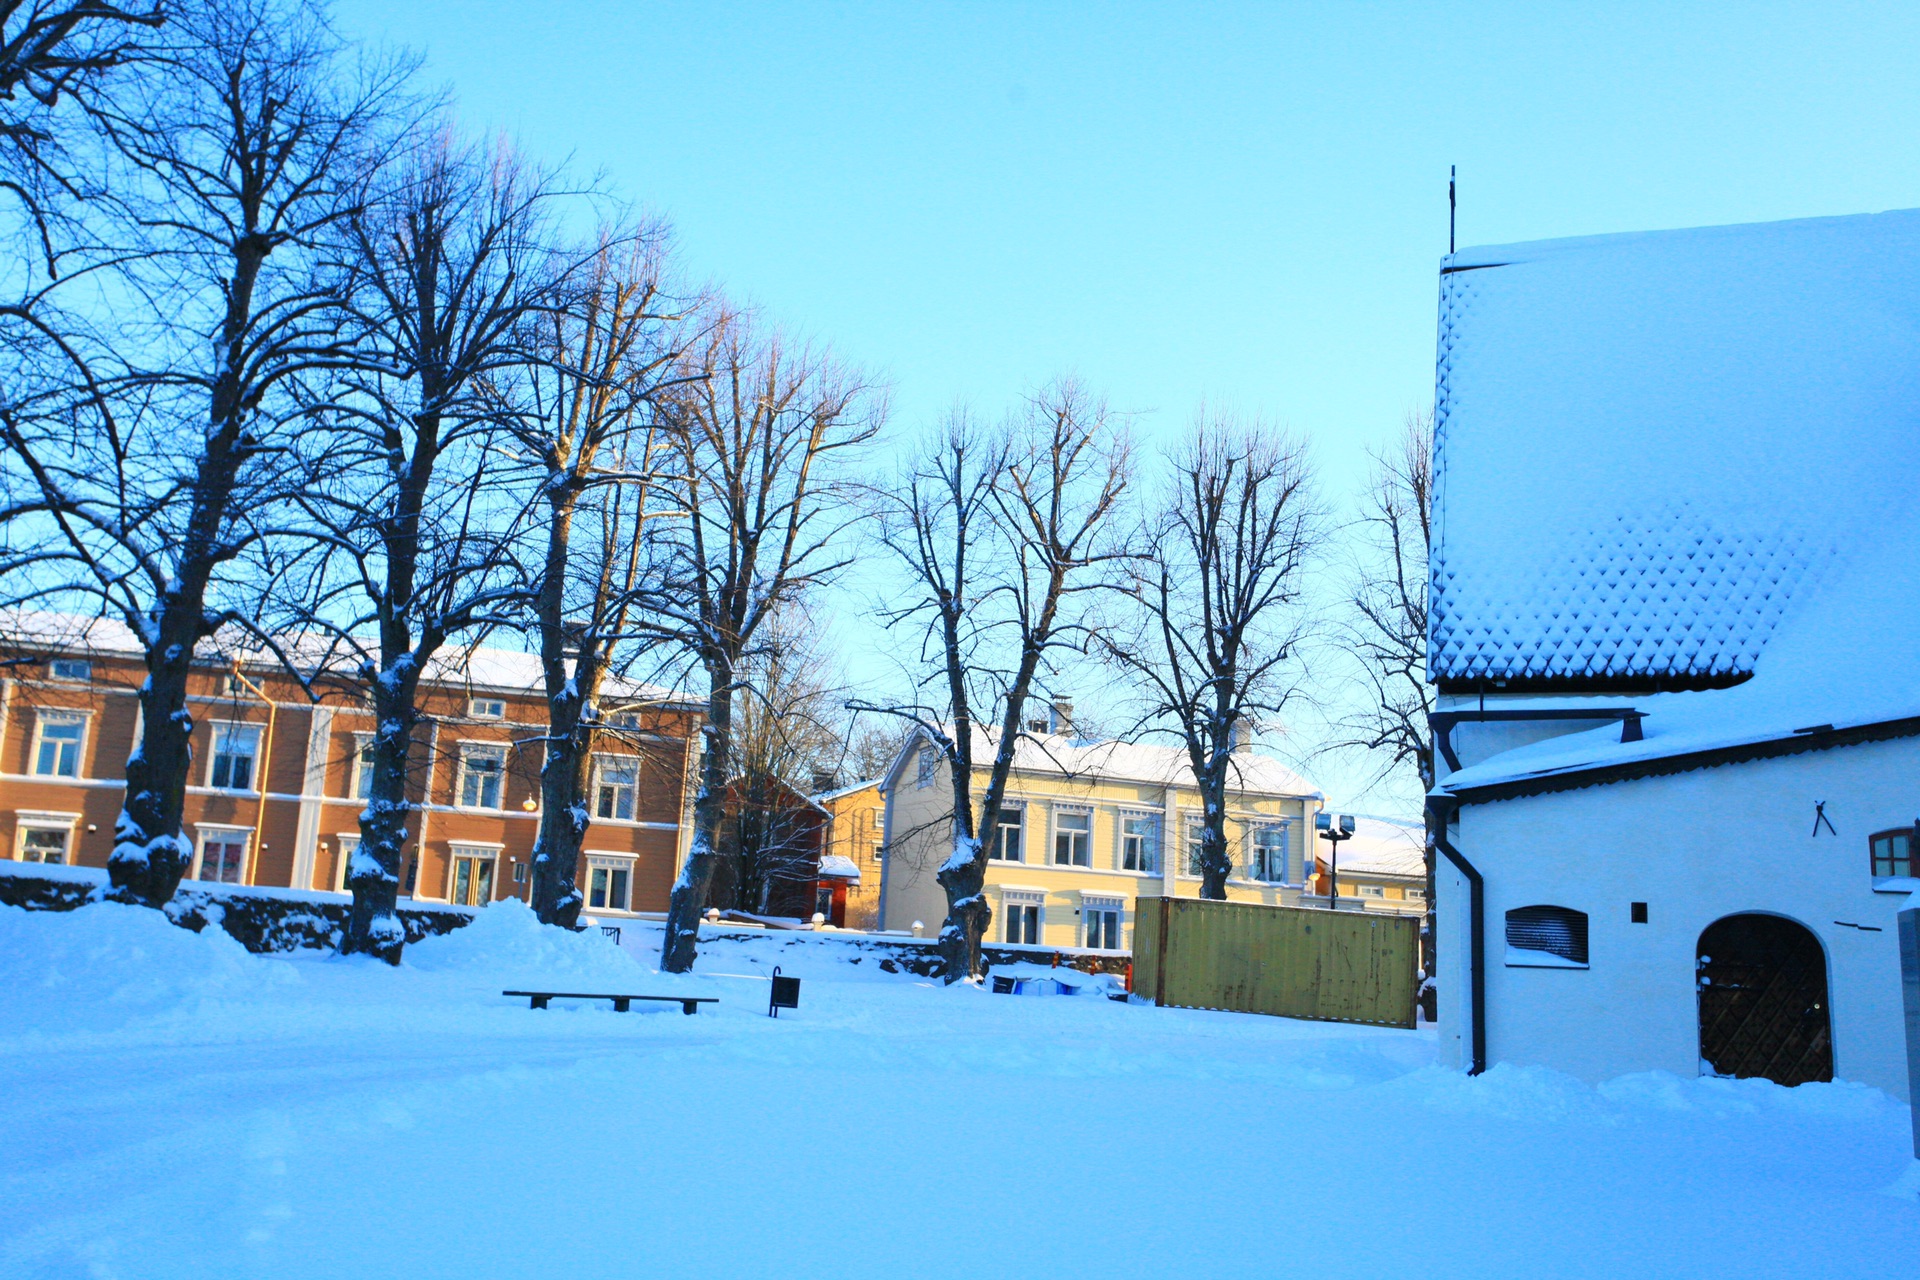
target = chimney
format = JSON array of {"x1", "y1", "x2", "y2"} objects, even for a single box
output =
[
  {"x1": 810, "y1": 768, "x2": 838, "y2": 795},
  {"x1": 1049, "y1": 697, "x2": 1074, "y2": 736},
  {"x1": 1231, "y1": 717, "x2": 1255, "y2": 752}
]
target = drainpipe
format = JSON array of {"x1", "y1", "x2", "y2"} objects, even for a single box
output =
[{"x1": 1428, "y1": 794, "x2": 1486, "y2": 1076}]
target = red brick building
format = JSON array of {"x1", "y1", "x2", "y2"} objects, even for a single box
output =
[{"x1": 0, "y1": 616, "x2": 699, "y2": 914}]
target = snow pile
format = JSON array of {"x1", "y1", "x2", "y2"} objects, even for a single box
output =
[
  {"x1": 0, "y1": 901, "x2": 297, "y2": 1042},
  {"x1": 406, "y1": 897, "x2": 645, "y2": 990}
]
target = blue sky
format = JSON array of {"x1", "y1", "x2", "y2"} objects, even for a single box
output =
[{"x1": 332, "y1": 1, "x2": 1920, "y2": 807}]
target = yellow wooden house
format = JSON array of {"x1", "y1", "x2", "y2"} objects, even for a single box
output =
[
  {"x1": 811, "y1": 776, "x2": 887, "y2": 930},
  {"x1": 878, "y1": 722, "x2": 1323, "y2": 953}
]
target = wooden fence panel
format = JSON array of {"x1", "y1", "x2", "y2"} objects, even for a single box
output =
[{"x1": 1133, "y1": 896, "x2": 1417, "y2": 1029}]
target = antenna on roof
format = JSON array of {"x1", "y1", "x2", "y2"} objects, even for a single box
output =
[{"x1": 1449, "y1": 165, "x2": 1456, "y2": 255}]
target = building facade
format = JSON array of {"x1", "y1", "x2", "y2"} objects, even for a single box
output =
[
  {"x1": 813, "y1": 777, "x2": 885, "y2": 930},
  {"x1": 2, "y1": 617, "x2": 699, "y2": 916},
  {"x1": 1426, "y1": 211, "x2": 1920, "y2": 1098},
  {"x1": 879, "y1": 726, "x2": 1323, "y2": 952}
]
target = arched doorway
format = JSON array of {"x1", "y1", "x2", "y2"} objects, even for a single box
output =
[{"x1": 1696, "y1": 914, "x2": 1833, "y2": 1086}]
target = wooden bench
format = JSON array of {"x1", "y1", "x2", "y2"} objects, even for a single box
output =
[{"x1": 502, "y1": 990, "x2": 718, "y2": 1015}]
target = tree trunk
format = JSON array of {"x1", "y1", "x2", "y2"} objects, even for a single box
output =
[
  {"x1": 527, "y1": 679, "x2": 591, "y2": 928},
  {"x1": 527, "y1": 482, "x2": 593, "y2": 928},
  {"x1": 1196, "y1": 765, "x2": 1232, "y2": 900},
  {"x1": 107, "y1": 595, "x2": 206, "y2": 906},
  {"x1": 342, "y1": 658, "x2": 419, "y2": 964},
  {"x1": 660, "y1": 656, "x2": 731, "y2": 973},
  {"x1": 934, "y1": 834, "x2": 990, "y2": 978},
  {"x1": 107, "y1": 251, "x2": 261, "y2": 908}
]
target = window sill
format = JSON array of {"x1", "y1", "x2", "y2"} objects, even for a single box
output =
[{"x1": 1870, "y1": 875, "x2": 1918, "y2": 894}]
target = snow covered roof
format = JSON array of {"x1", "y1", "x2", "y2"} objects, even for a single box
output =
[
  {"x1": 811, "y1": 777, "x2": 882, "y2": 804},
  {"x1": 886, "y1": 724, "x2": 1320, "y2": 799},
  {"x1": 1319, "y1": 817, "x2": 1425, "y2": 880},
  {"x1": 1430, "y1": 209, "x2": 1920, "y2": 689},
  {"x1": 0, "y1": 610, "x2": 695, "y2": 707},
  {"x1": 816, "y1": 854, "x2": 861, "y2": 882}
]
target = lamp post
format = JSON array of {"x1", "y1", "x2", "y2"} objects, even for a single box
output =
[{"x1": 1315, "y1": 811, "x2": 1356, "y2": 910}]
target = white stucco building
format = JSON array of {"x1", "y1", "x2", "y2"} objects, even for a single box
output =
[{"x1": 1427, "y1": 209, "x2": 1920, "y2": 1099}]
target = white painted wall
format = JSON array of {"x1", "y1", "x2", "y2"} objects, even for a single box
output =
[{"x1": 1440, "y1": 736, "x2": 1918, "y2": 1098}]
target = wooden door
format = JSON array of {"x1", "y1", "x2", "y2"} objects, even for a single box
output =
[{"x1": 1697, "y1": 913, "x2": 1833, "y2": 1086}]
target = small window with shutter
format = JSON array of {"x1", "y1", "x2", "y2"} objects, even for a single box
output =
[{"x1": 1505, "y1": 905, "x2": 1589, "y2": 968}]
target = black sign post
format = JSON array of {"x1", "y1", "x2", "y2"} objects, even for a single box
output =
[{"x1": 769, "y1": 965, "x2": 801, "y2": 1018}]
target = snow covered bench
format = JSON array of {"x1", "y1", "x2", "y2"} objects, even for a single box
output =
[{"x1": 502, "y1": 990, "x2": 717, "y2": 1015}]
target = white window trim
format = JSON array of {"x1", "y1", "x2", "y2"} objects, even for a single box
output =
[
  {"x1": 591, "y1": 753, "x2": 643, "y2": 823},
  {"x1": 447, "y1": 843, "x2": 502, "y2": 906},
  {"x1": 989, "y1": 801, "x2": 1026, "y2": 862},
  {"x1": 28, "y1": 708, "x2": 91, "y2": 779},
  {"x1": 349, "y1": 732, "x2": 376, "y2": 801},
  {"x1": 1249, "y1": 820, "x2": 1294, "y2": 884},
  {"x1": 48, "y1": 658, "x2": 91, "y2": 682},
  {"x1": 454, "y1": 741, "x2": 509, "y2": 811},
  {"x1": 331, "y1": 831, "x2": 361, "y2": 892},
  {"x1": 190, "y1": 823, "x2": 254, "y2": 884},
  {"x1": 468, "y1": 697, "x2": 507, "y2": 720},
  {"x1": 584, "y1": 849, "x2": 639, "y2": 913},
  {"x1": 1050, "y1": 804, "x2": 1094, "y2": 868},
  {"x1": 1115, "y1": 808, "x2": 1160, "y2": 873},
  {"x1": 14, "y1": 809, "x2": 80, "y2": 862},
  {"x1": 999, "y1": 887, "x2": 1046, "y2": 944},
  {"x1": 915, "y1": 745, "x2": 938, "y2": 789},
  {"x1": 204, "y1": 719, "x2": 265, "y2": 792},
  {"x1": 1081, "y1": 894, "x2": 1125, "y2": 949}
]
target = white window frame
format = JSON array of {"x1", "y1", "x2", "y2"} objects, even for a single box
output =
[
  {"x1": 205, "y1": 720, "x2": 264, "y2": 792},
  {"x1": 1250, "y1": 821, "x2": 1293, "y2": 884},
  {"x1": 48, "y1": 658, "x2": 91, "y2": 682},
  {"x1": 592, "y1": 754, "x2": 641, "y2": 822},
  {"x1": 1356, "y1": 883, "x2": 1386, "y2": 899},
  {"x1": 916, "y1": 746, "x2": 937, "y2": 789},
  {"x1": 29, "y1": 709, "x2": 89, "y2": 779},
  {"x1": 469, "y1": 697, "x2": 507, "y2": 720},
  {"x1": 1183, "y1": 818, "x2": 1206, "y2": 877},
  {"x1": 455, "y1": 743, "x2": 508, "y2": 811},
  {"x1": 349, "y1": 733, "x2": 377, "y2": 801},
  {"x1": 14, "y1": 810, "x2": 79, "y2": 864},
  {"x1": 585, "y1": 851, "x2": 638, "y2": 912},
  {"x1": 989, "y1": 802, "x2": 1025, "y2": 862},
  {"x1": 1117, "y1": 809, "x2": 1160, "y2": 873},
  {"x1": 331, "y1": 832, "x2": 361, "y2": 892},
  {"x1": 1082, "y1": 895, "x2": 1124, "y2": 950},
  {"x1": 448, "y1": 842, "x2": 501, "y2": 906},
  {"x1": 1051, "y1": 805, "x2": 1093, "y2": 867},
  {"x1": 1406, "y1": 886, "x2": 1427, "y2": 902},
  {"x1": 1001, "y1": 890, "x2": 1044, "y2": 945},
  {"x1": 191, "y1": 824, "x2": 253, "y2": 885}
]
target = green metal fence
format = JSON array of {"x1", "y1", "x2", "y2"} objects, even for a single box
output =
[{"x1": 1133, "y1": 896, "x2": 1419, "y2": 1029}]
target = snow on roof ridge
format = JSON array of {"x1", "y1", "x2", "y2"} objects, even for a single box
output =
[{"x1": 0, "y1": 608, "x2": 697, "y2": 705}]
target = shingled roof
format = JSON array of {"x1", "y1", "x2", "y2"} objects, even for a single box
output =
[{"x1": 1429, "y1": 209, "x2": 1920, "y2": 690}]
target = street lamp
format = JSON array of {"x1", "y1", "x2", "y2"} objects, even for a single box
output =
[{"x1": 1314, "y1": 811, "x2": 1356, "y2": 910}]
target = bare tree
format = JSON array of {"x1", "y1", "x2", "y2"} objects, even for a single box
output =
[
  {"x1": 319, "y1": 131, "x2": 566, "y2": 962},
  {"x1": 725, "y1": 606, "x2": 847, "y2": 914},
  {"x1": 508, "y1": 224, "x2": 700, "y2": 927},
  {"x1": 1329, "y1": 411, "x2": 1433, "y2": 794},
  {"x1": 1329, "y1": 409, "x2": 1434, "y2": 1003},
  {"x1": 860, "y1": 383, "x2": 1129, "y2": 979},
  {"x1": 0, "y1": 0, "x2": 165, "y2": 260},
  {"x1": 646, "y1": 312, "x2": 884, "y2": 974},
  {"x1": 1099, "y1": 410, "x2": 1322, "y2": 900},
  {"x1": 0, "y1": 0, "x2": 408, "y2": 908}
]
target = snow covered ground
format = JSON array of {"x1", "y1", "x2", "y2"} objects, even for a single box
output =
[{"x1": 1, "y1": 901, "x2": 1915, "y2": 1279}]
